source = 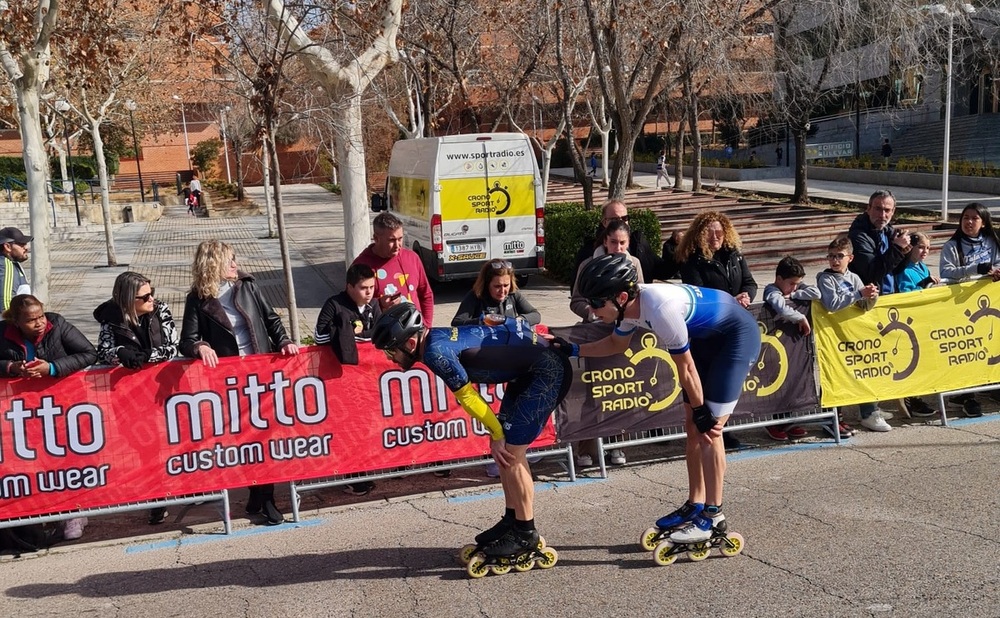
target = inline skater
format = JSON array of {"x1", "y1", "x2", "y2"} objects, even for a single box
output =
[
  {"x1": 371, "y1": 303, "x2": 568, "y2": 575},
  {"x1": 550, "y1": 253, "x2": 760, "y2": 555}
]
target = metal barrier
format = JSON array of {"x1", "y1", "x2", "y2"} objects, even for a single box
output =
[{"x1": 289, "y1": 444, "x2": 576, "y2": 523}]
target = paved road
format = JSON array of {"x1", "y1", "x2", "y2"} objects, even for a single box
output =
[{"x1": 4, "y1": 182, "x2": 999, "y2": 616}]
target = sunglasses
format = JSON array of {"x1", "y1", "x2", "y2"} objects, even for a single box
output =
[
  {"x1": 587, "y1": 298, "x2": 608, "y2": 309},
  {"x1": 382, "y1": 348, "x2": 397, "y2": 361},
  {"x1": 826, "y1": 253, "x2": 848, "y2": 260},
  {"x1": 135, "y1": 288, "x2": 155, "y2": 302},
  {"x1": 489, "y1": 259, "x2": 512, "y2": 271},
  {"x1": 603, "y1": 215, "x2": 629, "y2": 224}
]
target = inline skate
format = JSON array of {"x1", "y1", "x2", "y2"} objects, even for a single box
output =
[
  {"x1": 466, "y1": 528, "x2": 558, "y2": 578},
  {"x1": 639, "y1": 501, "x2": 703, "y2": 551},
  {"x1": 459, "y1": 516, "x2": 546, "y2": 564},
  {"x1": 652, "y1": 512, "x2": 745, "y2": 566}
]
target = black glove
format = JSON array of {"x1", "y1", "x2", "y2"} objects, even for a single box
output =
[
  {"x1": 692, "y1": 404, "x2": 718, "y2": 434},
  {"x1": 118, "y1": 347, "x2": 150, "y2": 369},
  {"x1": 548, "y1": 336, "x2": 579, "y2": 358},
  {"x1": 977, "y1": 262, "x2": 992, "y2": 275}
]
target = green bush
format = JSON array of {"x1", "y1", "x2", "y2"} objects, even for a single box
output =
[
  {"x1": 320, "y1": 182, "x2": 342, "y2": 194},
  {"x1": 204, "y1": 178, "x2": 238, "y2": 198},
  {"x1": 892, "y1": 156, "x2": 936, "y2": 173},
  {"x1": 544, "y1": 201, "x2": 662, "y2": 284},
  {"x1": 0, "y1": 157, "x2": 26, "y2": 181}
]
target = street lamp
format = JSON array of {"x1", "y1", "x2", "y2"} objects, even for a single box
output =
[
  {"x1": 172, "y1": 94, "x2": 191, "y2": 170},
  {"x1": 53, "y1": 98, "x2": 82, "y2": 226},
  {"x1": 124, "y1": 100, "x2": 146, "y2": 203},
  {"x1": 927, "y1": 3, "x2": 976, "y2": 223},
  {"x1": 220, "y1": 105, "x2": 232, "y2": 184}
]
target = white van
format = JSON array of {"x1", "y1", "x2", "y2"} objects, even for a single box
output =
[{"x1": 372, "y1": 133, "x2": 545, "y2": 282}]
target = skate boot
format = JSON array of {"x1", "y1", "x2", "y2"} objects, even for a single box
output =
[
  {"x1": 459, "y1": 515, "x2": 514, "y2": 564},
  {"x1": 652, "y1": 513, "x2": 745, "y2": 566},
  {"x1": 640, "y1": 501, "x2": 704, "y2": 551},
  {"x1": 465, "y1": 528, "x2": 559, "y2": 578}
]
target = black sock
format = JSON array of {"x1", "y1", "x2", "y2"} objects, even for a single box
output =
[
  {"x1": 504, "y1": 508, "x2": 516, "y2": 521},
  {"x1": 514, "y1": 518, "x2": 535, "y2": 531},
  {"x1": 705, "y1": 504, "x2": 722, "y2": 516}
]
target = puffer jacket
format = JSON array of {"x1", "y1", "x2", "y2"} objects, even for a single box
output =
[
  {"x1": 93, "y1": 299, "x2": 179, "y2": 366},
  {"x1": 0, "y1": 313, "x2": 97, "y2": 376},
  {"x1": 180, "y1": 272, "x2": 292, "y2": 358},
  {"x1": 679, "y1": 247, "x2": 758, "y2": 301}
]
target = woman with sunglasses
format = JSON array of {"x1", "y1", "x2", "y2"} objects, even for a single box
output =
[
  {"x1": 180, "y1": 240, "x2": 299, "y2": 526},
  {"x1": 94, "y1": 271, "x2": 180, "y2": 525},
  {"x1": 451, "y1": 259, "x2": 541, "y2": 327},
  {"x1": 570, "y1": 218, "x2": 644, "y2": 322}
]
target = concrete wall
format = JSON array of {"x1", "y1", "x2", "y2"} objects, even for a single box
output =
[{"x1": 807, "y1": 166, "x2": 1000, "y2": 195}]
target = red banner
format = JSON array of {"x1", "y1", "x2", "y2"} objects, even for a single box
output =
[{"x1": 0, "y1": 345, "x2": 555, "y2": 520}]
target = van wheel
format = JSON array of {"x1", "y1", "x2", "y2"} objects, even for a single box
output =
[{"x1": 516, "y1": 274, "x2": 530, "y2": 288}]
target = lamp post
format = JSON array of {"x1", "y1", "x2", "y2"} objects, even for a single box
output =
[
  {"x1": 220, "y1": 105, "x2": 232, "y2": 184},
  {"x1": 54, "y1": 99, "x2": 82, "y2": 226},
  {"x1": 124, "y1": 100, "x2": 145, "y2": 203},
  {"x1": 928, "y1": 3, "x2": 976, "y2": 223},
  {"x1": 172, "y1": 94, "x2": 191, "y2": 170}
]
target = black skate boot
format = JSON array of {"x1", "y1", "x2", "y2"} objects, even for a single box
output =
[
  {"x1": 460, "y1": 515, "x2": 516, "y2": 564},
  {"x1": 484, "y1": 528, "x2": 539, "y2": 559},
  {"x1": 465, "y1": 528, "x2": 559, "y2": 578}
]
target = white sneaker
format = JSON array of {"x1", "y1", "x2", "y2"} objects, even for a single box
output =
[
  {"x1": 63, "y1": 517, "x2": 88, "y2": 540},
  {"x1": 484, "y1": 462, "x2": 500, "y2": 478},
  {"x1": 576, "y1": 453, "x2": 593, "y2": 467},
  {"x1": 875, "y1": 409, "x2": 893, "y2": 421},
  {"x1": 608, "y1": 449, "x2": 626, "y2": 465},
  {"x1": 860, "y1": 412, "x2": 892, "y2": 432}
]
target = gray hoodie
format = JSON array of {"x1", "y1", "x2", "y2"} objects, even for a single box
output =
[
  {"x1": 817, "y1": 269, "x2": 876, "y2": 313},
  {"x1": 763, "y1": 281, "x2": 821, "y2": 325}
]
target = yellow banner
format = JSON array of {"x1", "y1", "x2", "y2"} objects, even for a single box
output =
[
  {"x1": 439, "y1": 175, "x2": 535, "y2": 220},
  {"x1": 388, "y1": 176, "x2": 430, "y2": 220},
  {"x1": 813, "y1": 280, "x2": 1000, "y2": 407}
]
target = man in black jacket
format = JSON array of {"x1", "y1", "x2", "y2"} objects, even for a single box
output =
[
  {"x1": 315, "y1": 264, "x2": 382, "y2": 365},
  {"x1": 574, "y1": 199, "x2": 673, "y2": 283}
]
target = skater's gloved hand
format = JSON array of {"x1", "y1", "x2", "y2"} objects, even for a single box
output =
[
  {"x1": 117, "y1": 347, "x2": 150, "y2": 370},
  {"x1": 692, "y1": 404, "x2": 719, "y2": 435},
  {"x1": 490, "y1": 437, "x2": 514, "y2": 469},
  {"x1": 547, "y1": 336, "x2": 579, "y2": 358}
]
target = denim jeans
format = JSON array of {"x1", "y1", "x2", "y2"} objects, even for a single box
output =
[{"x1": 859, "y1": 402, "x2": 878, "y2": 420}]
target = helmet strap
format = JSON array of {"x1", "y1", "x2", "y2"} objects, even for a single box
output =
[
  {"x1": 612, "y1": 298, "x2": 626, "y2": 327},
  {"x1": 400, "y1": 330, "x2": 424, "y2": 364}
]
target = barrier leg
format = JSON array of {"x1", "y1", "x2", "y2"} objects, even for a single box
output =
[
  {"x1": 221, "y1": 489, "x2": 232, "y2": 535},
  {"x1": 290, "y1": 484, "x2": 302, "y2": 523}
]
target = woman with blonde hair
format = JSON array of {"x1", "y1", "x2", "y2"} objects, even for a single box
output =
[
  {"x1": 180, "y1": 240, "x2": 299, "y2": 525},
  {"x1": 676, "y1": 211, "x2": 757, "y2": 309},
  {"x1": 451, "y1": 259, "x2": 541, "y2": 326}
]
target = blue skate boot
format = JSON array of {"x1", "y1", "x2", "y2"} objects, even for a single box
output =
[{"x1": 640, "y1": 501, "x2": 704, "y2": 551}]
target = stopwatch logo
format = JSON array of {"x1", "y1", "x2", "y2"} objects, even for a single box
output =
[
  {"x1": 965, "y1": 295, "x2": 1000, "y2": 365},
  {"x1": 489, "y1": 181, "x2": 511, "y2": 216},
  {"x1": 745, "y1": 322, "x2": 788, "y2": 397},
  {"x1": 877, "y1": 307, "x2": 920, "y2": 380},
  {"x1": 623, "y1": 332, "x2": 681, "y2": 411}
]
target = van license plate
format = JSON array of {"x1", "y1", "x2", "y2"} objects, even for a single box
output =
[{"x1": 450, "y1": 242, "x2": 485, "y2": 254}]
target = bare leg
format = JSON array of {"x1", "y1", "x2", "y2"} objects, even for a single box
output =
[
  {"x1": 684, "y1": 406, "x2": 707, "y2": 504},
  {"x1": 702, "y1": 414, "x2": 730, "y2": 506},
  {"x1": 497, "y1": 444, "x2": 533, "y2": 520}
]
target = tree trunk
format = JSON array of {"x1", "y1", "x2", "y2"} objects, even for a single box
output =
[
  {"x1": 335, "y1": 94, "x2": 371, "y2": 265},
  {"x1": 793, "y1": 130, "x2": 809, "y2": 203},
  {"x1": 15, "y1": 85, "x2": 51, "y2": 302},
  {"x1": 260, "y1": 138, "x2": 277, "y2": 237},
  {"x1": 606, "y1": 124, "x2": 632, "y2": 200},
  {"x1": 268, "y1": 129, "x2": 299, "y2": 342},
  {"x1": 688, "y1": 100, "x2": 702, "y2": 192},
  {"x1": 89, "y1": 122, "x2": 117, "y2": 265},
  {"x1": 673, "y1": 122, "x2": 685, "y2": 189}
]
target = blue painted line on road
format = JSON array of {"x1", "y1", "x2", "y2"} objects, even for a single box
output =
[
  {"x1": 125, "y1": 518, "x2": 325, "y2": 554},
  {"x1": 447, "y1": 476, "x2": 606, "y2": 504},
  {"x1": 727, "y1": 441, "x2": 839, "y2": 462}
]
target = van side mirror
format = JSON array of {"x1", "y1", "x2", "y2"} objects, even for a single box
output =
[{"x1": 370, "y1": 193, "x2": 385, "y2": 212}]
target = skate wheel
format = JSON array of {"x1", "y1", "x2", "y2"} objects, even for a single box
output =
[
  {"x1": 490, "y1": 563, "x2": 511, "y2": 575},
  {"x1": 537, "y1": 535, "x2": 546, "y2": 550},
  {"x1": 466, "y1": 554, "x2": 489, "y2": 579},
  {"x1": 688, "y1": 543, "x2": 711, "y2": 561},
  {"x1": 653, "y1": 540, "x2": 678, "y2": 566},
  {"x1": 640, "y1": 526, "x2": 661, "y2": 552},
  {"x1": 719, "y1": 532, "x2": 745, "y2": 557},
  {"x1": 459, "y1": 544, "x2": 478, "y2": 565},
  {"x1": 514, "y1": 554, "x2": 535, "y2": 572},
  {"x1": 537, "y1": 547, "x2": 558, "y2": 569}
]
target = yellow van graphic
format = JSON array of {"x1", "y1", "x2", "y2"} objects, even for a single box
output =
[{"x1": 439, "y1": 175, "x2": 535, "y2": 220}]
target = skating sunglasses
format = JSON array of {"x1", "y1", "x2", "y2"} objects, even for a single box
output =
[
  {"x1": 587, "y1": 297, "x2": 609, "y2": 309},
  {"x1": 489, "y1": 259, "x2": 513, "y2": 271},
  {"x1": 135, "y1": 288, "x2": 156, "y2": 302}
]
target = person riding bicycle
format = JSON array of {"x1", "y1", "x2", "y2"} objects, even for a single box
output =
[
  {"x1": 372, "y1": 303, "x2": 571, "y2": 558},
  {"x1": 549, "y1": 253, "x2": 760, "y2": 544}
]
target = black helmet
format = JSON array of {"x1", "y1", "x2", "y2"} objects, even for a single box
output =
[
  {"x1": 577, "y1": 253, "x2": 638, "y2": 301},
  {"x1": 372, "y1": 303, "x2": 424, "y2": 350}
]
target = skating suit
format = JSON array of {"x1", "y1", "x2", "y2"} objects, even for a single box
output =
[
  {"x1": 618, "y1": 284, "x2": 761, "y2": 407},
  {"x1": 422, "y1": 319, "x2": 571, "y2": 444}
]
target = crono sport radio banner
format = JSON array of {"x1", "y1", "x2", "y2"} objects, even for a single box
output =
[
  {"x1": 0, "y1": 346, "x2": 555, "y2": 521},
  {"x1": 813, "y1": 279, "x2": 1000, "y2": 407},
  {"x1": 551, "y1": 303, "x2": 819, "y2": 441}
]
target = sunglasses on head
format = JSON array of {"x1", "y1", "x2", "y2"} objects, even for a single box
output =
[
  {"x1": 489, "y1": 259, "x2": 513, "y2": 271},
  {"x1": 135, "y1": 288, "x2": 155, "y2": 302},
  {"x1": 587, "y1": 297, "x2": 609, "y2": 309}
]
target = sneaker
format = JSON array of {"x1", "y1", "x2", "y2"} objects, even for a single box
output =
[
  {"x1": 63, "y1": 517, "x2": 87, "y2": 540},
  {"x1": 904, "y1": 397, "x2": 937, "y2": 418},
  {"x1": 148, "y1": 507, "x2": 168, "y2": 525},
  {"x1": 262, "y1": 500, "x2": 284, "y2": 525},
  {"x1": 484, "y1": 462, "x2": 500, "y2": 478},
  {"x1": 608, "y1": 449, "x2": 626, "y2": 465},
  {"x1": 860, "y1": 411, "x2": 892, "y2": 432},
  {"x1": 432, "y1": 469, "x2": 452, "y2": 478},
  {"x1": 765, "y1": 425, "x2": 789, "y2": 441},
  {"x1": 723, "y1": 433, "x2": 742, "y2": 451},
  {"x1": 344, "y1": 481, "x2": 375, "y2": 496},
  {"x1": 876, "y1": 409, "x2": 893, "y2": 421},
  {"x1": 787, "y1": 426, "x2": 808, "y2": 439},
  {"x1": 949, "y1": 394, "x2": 983, "y2": 417},
  {"x1": 823, "y1": 422, "x2": 853, "y2": 439},
  {"x1": 576, "y1": 453, "x2": 593, "y2": 467},
  {"x1": 987, "y1": 390, "x2": 1000, "y2": 405}
]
